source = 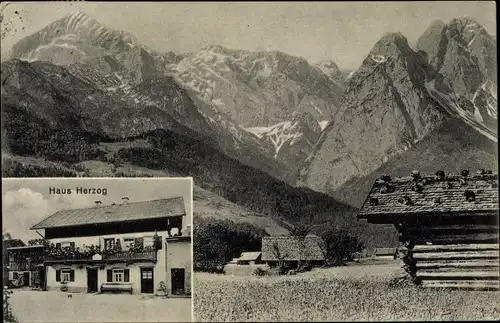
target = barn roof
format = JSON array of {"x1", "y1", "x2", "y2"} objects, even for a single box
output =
[
  {"x1": 30, "y1": 198, "x2": 186, "y2": 230},
  {"x1": 239, "y1": 252, "x2": 262, "y2": 261},
  {"x1": 357, "y1": 172, "x2": 498, "y2": 220},
  {"x1": 262, "y1": 234, "x2": 325, "y2": 261}
]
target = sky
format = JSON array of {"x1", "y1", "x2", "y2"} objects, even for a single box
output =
[
  {"x1": 0, "y1": 1, "x2": 496, "y2": 70},
  {"x1": 2, "y1": 178, "x2": 193, "y2": 242}
]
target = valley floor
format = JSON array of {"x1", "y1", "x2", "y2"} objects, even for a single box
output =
[{"x1": 193, "y1": 261, "x2": 500, "y2": 322}]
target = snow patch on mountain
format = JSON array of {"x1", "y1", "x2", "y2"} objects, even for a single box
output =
[
  {"x1": 371, "y1": 55, "x2": 387, "y2": 63},
  {"x1": 318, "y1": 120, "x2": 329, "y2": 131},
  {"x1": 243, "y1": 121, "x2": 304, "y2": 158}
]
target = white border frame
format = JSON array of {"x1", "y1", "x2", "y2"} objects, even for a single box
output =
[{"x1": 2, "y1": 177, "x2": 195, "y2": 322}]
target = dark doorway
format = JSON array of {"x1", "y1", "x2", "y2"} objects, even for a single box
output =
[
  {"x1": 87, "y1": 268, "x2": 98, "y2": 293},
  {"x1": 140, "y1": 268, "x2": 154, "y2": 293},
  {"x1": 23, "y1": 272, "x2": 30, "y2": 287},
  {"x1": 171, "y1": 268, "x2": 185, "y2": 295}
]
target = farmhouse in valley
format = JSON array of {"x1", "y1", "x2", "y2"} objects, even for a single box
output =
[
  {"x1": 6, "y1": 245, "x2": 45, "y2": 288},
  {"x1": 357, "y1": 170, "x2": 499, "y2": 290},
  {"x1": 261, "y1": 234, "x2": 325, "y2": 268},
  {"x1": 223, "y1": 251, "x2": 266, "y2": 276},
  {"x1": 29, "y1": 197, "x2": 191, "y2": 296},
  {"x1": 237, "y1": 252, "x2": 264, "y2": 265}
]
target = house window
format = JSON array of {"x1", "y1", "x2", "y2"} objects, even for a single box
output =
[
  {"x1": 104, "y1": 238, "x2": 115, "y2": 251},
  {"x1": 56, "y1": 269, "x2": 75, "y2": 282},
  {"x1": 124, "y1": 239, "x2": 135, "y2": 251},
  {"x1": 61, "y1": 270, "x2": 71, "y2": 282},
  {"x1": 113, "y1": 269, "x2": 124, "y2": 282},
  {"x1": 143, "y1": 236, "x2": 154, "y2": 247},
  {"x1": 57, "y1": 241, "x2": 75, "y2": 250},
  {"x1": 107, "y1": 268, "x2": 130, "y2": 282}
]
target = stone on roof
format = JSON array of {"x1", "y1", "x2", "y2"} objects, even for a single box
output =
[{"x1": 358, "y1": 173, "x2": 499, "y2": 219}]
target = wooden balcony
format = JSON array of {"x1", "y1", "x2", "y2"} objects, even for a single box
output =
[
  {"x1": 45, "y1": 250, "x2": 157, "y2": 264},
  {"x1": 102, "y1": 251, "x2": 156, "y2": 262},
  {"x1": 9, "y1": 261, "x2": 39, "y2": 271}
]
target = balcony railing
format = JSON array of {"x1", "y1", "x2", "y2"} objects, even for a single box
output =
[
  {"x1": 102, "y1": 251, "x2": 156, "y2": 261},
  {"x1": 9, "y1": 261, "x2": 39, "y2": 271},
  {"x1": 45, "y1": 250, "x2": 157, "y2": 263},
  {"x1": 45, "y1": 254, "x2": 93, "y2": 261}
]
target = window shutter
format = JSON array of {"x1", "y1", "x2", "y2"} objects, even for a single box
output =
[
  {"x1": 56, "y1": 243, "x2": 61, "y2": 249},
  {"x1": 9, "y1": 272, "x2": 14, "y2": 280},
  {"x1": 56, "y1": 269, "x2": 61, "y2": 282},
  {"x1": 107, "y1": 269, "x2": 112, "y2": 282},
  {"x1": 70, "y1": 270, "x2": 75, "y2": 282},
  {"x1": 124, "y1": 269, "x2": 130, "y2": 282},
  {"x1": 70, "y1": 242, "x2": 75, "y2": 250}
]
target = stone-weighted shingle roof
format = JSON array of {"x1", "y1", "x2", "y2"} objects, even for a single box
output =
[{"x1": 357, "y1": 172, "x2": 498, "y2": 219}]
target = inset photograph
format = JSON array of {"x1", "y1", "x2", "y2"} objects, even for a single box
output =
[{"x1": 2, "y1": 178, "x2": 193, "y2": 323}]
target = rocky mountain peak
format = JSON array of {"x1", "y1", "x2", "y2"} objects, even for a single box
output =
[
  {"x1": 315, "y1": 60, "x2": 344, "y2": 84},
  {"x1": 10, "y1": 12, "x2": 137, "y2": 60},
  {"x1": 316, "y1": 60, "x2": 341, "y2": 74},
  {"x1": 370, "y1": 32, "x2": 413, "y2": 58},
  {"x1": 449, "y1": 17, "x2": 483, "y2": 30}
]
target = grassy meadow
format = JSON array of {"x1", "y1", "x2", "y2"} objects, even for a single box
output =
[{"x1": 193, "y1": 263, "x2": 500, "y2": 322}]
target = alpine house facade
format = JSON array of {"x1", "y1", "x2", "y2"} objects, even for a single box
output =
[{"x1": 30, "y1": 198, "x2": 191, "y2": 296}]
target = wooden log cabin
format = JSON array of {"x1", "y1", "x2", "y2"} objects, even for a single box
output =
[{"x1": 357, "y1": 170, "x2": 499, "y2": 290}]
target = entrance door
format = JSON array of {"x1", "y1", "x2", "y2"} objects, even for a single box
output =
[
  {"x1": 87, "y1": 268, "x2": 98, "y2": 293},
  {"x1": 23, "y1": 272, "x2": 30, "y2": 287},
  {"x1": 140, "y1": 268, "x2": 154, "y2": 293},
  {"x1": 171, "y1": 268, "x2": 185, "y2": 295}
]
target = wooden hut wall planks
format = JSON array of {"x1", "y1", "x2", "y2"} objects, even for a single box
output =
[{"x1": 357, "y1": 170, "x2": 499, "y2": 290}]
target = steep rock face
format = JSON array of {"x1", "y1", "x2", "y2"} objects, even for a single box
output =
[
  {"x1": 300, "y1": 33, "x2": 447, "y2": 194},
  {"x1": 243, "y1": 112, "x2": 324, "y2": 181},
  {"x1": 0, "y1": 59, "x2": 202, "y2": 139},
  {"x1": 332, "y1": 117, "x2": 498, "y2": 207},
  {"x1": 168, "y1": 45, "x2": 345, "y2": 127},
  {"x1": 416, "y1": 17, "x2": 497, "y2": 137},
  {"x1": 167, "y1": 45, "x2": 345, "y2": 177}
]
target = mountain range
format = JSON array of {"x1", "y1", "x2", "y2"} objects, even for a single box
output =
[{"x1": 1, "y1": 12, "x2": 497, "y2": 247}]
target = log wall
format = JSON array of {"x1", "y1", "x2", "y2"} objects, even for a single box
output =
[{"x1": 399, "y1": 222, "x2": 499, "y2": 290}]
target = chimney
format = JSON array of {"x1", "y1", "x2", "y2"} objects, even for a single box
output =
[{"x1": 121, "y1": 197, "x2": 130, "y2": 204}]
